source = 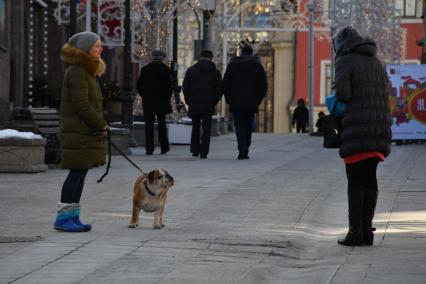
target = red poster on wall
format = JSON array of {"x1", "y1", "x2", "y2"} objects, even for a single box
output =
[{"x1": 387, "y1": 64, "x2": 426, "y2": 141}]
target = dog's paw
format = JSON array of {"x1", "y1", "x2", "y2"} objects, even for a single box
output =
[
  {"x1": 128, "y1": 224, "x2": 138, "y2": 228},
  {"x1": 153, "y1": 224, "x2": 162, "y2": 229},
  {"x1": 161, "y1": 223, "x2": 165, "y2": 228}
]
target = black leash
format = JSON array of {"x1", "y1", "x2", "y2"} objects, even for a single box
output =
[{"x1": 97, "y1": 128, "x2": 144, "y2": 183}]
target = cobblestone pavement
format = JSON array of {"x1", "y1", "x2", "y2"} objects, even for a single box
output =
[{"x1": 0, "y1": 133, "x2": 425, "y2": 284}]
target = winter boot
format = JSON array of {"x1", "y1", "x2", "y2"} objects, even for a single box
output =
[
  {"x1": 54, "y1": 203, "x2": 85, "y2": 232},
  {"x1": 363, "y1": 190, "x2": 378, "y2": 246},
  {"x1": 238, "y1": 150, "x2": 249, "y2": 160},
  {"x1": 71, "y1": 203, "x2": 92, "y2": 232},
  {"x1": 338, "y1": 189, "x2": 364, "y2": 246}
]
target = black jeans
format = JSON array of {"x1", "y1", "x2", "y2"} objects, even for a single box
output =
[
  {"x1": 296, "y1": 122, "x2": 307, "y2": 133},
  {"x1": 233, "y1": 111, "x2": 254, "y2": 152},
  {"x1": 144, "y1": 112, "x2": 170, "y2": 153},
  {"x1": 60, "y1": 169, "x2": 89, "y2": 204},
  {"x1": 190, "y1": 114, "x2": 212, "y2": 157},
  {"x1": 345, "y1": 157, "x2": 379, "y2": 193}
]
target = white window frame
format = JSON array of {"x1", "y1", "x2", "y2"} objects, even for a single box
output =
[
  {"x1": 396, "y1": 0, "x2": 423, "y2": 18},
  {"x1": 401, "y1": 59, "x2": 421, "y2": 64},
  {"x1": 320, "y1": 60, "x2": 332, "y2": 105}
]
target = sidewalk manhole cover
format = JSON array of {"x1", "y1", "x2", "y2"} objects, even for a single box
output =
[{"x1": 0, "y1": 235, "x2": 44, "y2": 243}]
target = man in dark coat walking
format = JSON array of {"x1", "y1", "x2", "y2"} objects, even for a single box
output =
[
  {"x1": 292, "y1": 98, "x2": 309, "y2": 133},
  {"x1": 136, "y1": 50, "x2": 172, "y2": 155},
  {"x1": 222, "y1": 42, "x2": 267, "y2": 159},
  {"x1": 183, "y1": 49, "x2": 222, "y2": 159}
]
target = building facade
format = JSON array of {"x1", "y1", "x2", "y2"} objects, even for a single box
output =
[{"x1": 293, "y1": 0, "x2": 425, "y2": 132}]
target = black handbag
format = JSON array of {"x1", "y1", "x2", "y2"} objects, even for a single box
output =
[{"x1": 322, "y1": 102, "x2": 342, "y2": 149}]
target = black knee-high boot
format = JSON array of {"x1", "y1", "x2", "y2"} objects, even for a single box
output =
[
  {"x1": 363, "y1": 190, "x2": 378, "y2": 245},
  {"x1": 338, "y1": 189, "x2": 364, "y2": 246}
]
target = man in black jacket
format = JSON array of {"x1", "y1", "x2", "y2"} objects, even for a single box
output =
[
  {"x1": 136, "y1": 50, "x2": 172, "y2": 155},
  {"x1": 222, "y1": 42, "x2": 267, "y2": 159},
  {"x1": 183, "y1": 49, "x2": 222, "y2": 159}
]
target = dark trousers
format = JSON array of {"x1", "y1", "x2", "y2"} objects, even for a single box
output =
[
  {"x1": 60, "y1": 169, "x2": 89, "y2": 204},
  {"x1": 345, "y1": 157, "x2": 380, "y2": 232},
  {"x1": 345, "y1": 158, "x2": 379, "y2": 193},
  {"x1": 233, "y1": 111, "x2": 254, "y2": 153},
  {"x1": 190, "y1": 114, "x2": 212, "y2": 157},
  {"x1": 296, "y1": 122, "x2": 307, "y2": 133},
  {"x1": 144, "y1": 112, "x2": 170, "y2": 153}
]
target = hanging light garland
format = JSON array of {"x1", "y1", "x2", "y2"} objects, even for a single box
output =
[
  {"x1": 43, "y1": 7, "x2": 49, "y2": 105},
  {"x1": 28, "y1": 0, "x2": 34, "y2": 108}
]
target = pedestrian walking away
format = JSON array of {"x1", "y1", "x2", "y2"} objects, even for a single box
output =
[
  {"x1": 183, "y1": 49, "x2": 222, "y2": 159},
  {"x1": 332, "y1": 26, "x2": 392, "y2": 246},
  {"x1": 222, "y1": 40, "x2": 267, "y2": 160},
  {"x1": 55, "y1": 31, "x2": 108, "y2": 232},
  {"x1": 292, "y1": 98, "x2": 309, "y2": 133},
  {"x1": 136, "y1": 50, "x2": 173, "y2": 155}
]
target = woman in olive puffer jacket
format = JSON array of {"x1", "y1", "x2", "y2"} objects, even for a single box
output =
[
  {"x1": 54, "y1": 32, "x2": 107, "y2": 233},
  {"x1": 333, "y1": 26, "x2": 392, "y2": 246}
]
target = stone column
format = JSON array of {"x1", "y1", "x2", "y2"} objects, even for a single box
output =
[{"x1": 271, "y1": 37, "x2": 295, "y2": 133}]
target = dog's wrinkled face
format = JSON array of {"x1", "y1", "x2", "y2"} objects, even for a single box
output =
[{"x1": 147, "y1": 169, "x2": 174, "y2": 188}]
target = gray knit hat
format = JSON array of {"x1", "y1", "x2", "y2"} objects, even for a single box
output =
[{"x1": 68, "y1": 31, "x2": 100, "y2": 53}]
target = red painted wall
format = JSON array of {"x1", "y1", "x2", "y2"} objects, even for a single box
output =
[{"x1": 295, "y1": 32, "x2": 332, "y2": 105}]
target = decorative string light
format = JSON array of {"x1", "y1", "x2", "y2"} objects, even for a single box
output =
[
  {"x1": 28, "y1": 0, "x2": 34, "y2": 109},
  {"x1": 43, "y1": 7, "x2": 49, "y2": 105}
]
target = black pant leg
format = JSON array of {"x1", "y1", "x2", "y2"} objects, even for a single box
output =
[
  {"x1": 191, "y1": 115, "x2": 201, "y2": 155},
  {"x1": 362, "y1": 158, "x2": 380, "y2": 230},
  {"x1": 200, "y1": 114, "x2": 212, "y2": 157},
  {"x1": 233, "y1": 112, "x2": 247, "y2": 152},
  {"x1": 245, "y1": 113, "x2": 254, "y2": 150},
  {"x1": 344, "y1": 161, "x2": 365, "y2": 237},
  {"x1": 61, "y1": 169, "x2": 89, "y2": 204},
  {"x1": 345, "y1": 160, "x2": 365, "y2": 192},
  {"x1": 144, "y1": 111, "x2": 155, "y2": 153},
  {"x1": 71, "y1": 169, "x2": 89, "y2": 203},
  {"x1": 156, "y1": 114, "x2": 169, "y2": 152},
  {"x1": 364, "y1": 158, "x2": 379, "y2": 191}
]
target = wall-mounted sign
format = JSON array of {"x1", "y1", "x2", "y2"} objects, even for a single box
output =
[{"x1": 387, "y1": 64, "x2": 426, "y2": 141}]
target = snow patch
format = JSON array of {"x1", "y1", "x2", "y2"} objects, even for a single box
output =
[{"x1": 0, "y1": 129, "x2": 43, "y2": 139}]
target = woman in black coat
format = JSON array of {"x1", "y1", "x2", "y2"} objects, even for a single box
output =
[
  {"x1": 136, "y1": 50, "x2": 172, "y2": 155},
  {"x1": 333, "y1": 26, "x2": 392, "y2": 246}
]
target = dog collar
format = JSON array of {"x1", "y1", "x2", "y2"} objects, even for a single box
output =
[{"x1": 144, "y1": 179, "x2": 157, "y2": 197}]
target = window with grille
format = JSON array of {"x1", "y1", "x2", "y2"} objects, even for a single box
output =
[{"x1": 396, "y1": 0, "x2": 423, "y2": 18}]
